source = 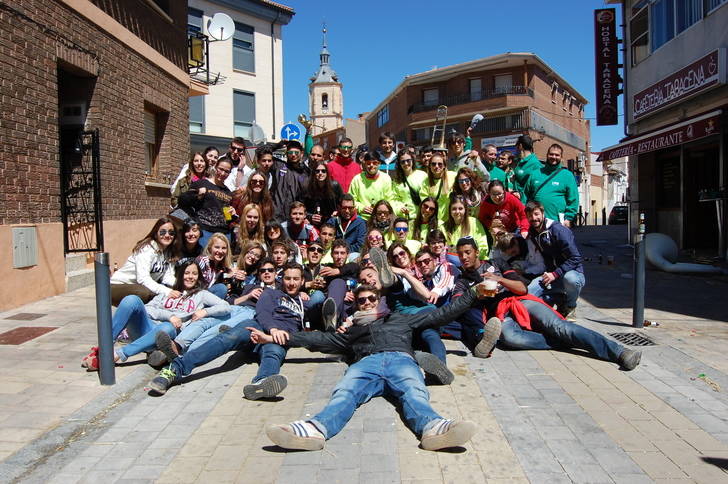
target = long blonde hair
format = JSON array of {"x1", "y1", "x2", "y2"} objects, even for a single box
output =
[
  {"x1": 237, "y1": 203, "x2": 265, "y2": 248},
  {"x1": 203, "y1": 233, "x2": 232, "y2": 270}
]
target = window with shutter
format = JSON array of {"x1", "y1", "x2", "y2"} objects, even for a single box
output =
[{"x1": 144, "y1": 110, "x2": 158, "y2": 175}]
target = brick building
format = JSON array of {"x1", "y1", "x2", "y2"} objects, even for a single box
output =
[
  {"x1": 0, "y1": 0, "x2": 196, "y2": 310},
  {"x1": 365, "y1": 52, "x2": 590, "y2": 169}
]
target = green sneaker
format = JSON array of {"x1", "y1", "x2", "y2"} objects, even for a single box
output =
[{"x1": 149, "y1": 367, "x2": 177, "y2": 395}]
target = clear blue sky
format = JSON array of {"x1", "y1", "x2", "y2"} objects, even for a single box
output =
[{"x1": 280, "y1": 0, "x2": 624, "y2": 152}]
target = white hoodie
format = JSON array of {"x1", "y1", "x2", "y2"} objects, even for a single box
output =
[{"x1": 110, "y1": 241, "x2": 176, "y2": 296}]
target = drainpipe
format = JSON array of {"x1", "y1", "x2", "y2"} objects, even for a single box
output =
[{"x1": 271, "y1": 11, "x2": 281, "y2": 140}]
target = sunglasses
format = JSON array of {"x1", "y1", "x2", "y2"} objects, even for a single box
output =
[
  {"x1": 422, "y1": 205, "x2": 436, "y2": 212},
  {"x1": 339, "y1": 145, "x2": 353, "y2": 150},
  {"x1": 416, "y1": 258, "x2": 433, "y2": 266},
  {"x1": 231, "y1": 146, "x2": 246, "y2": 152},
  {"x1": 430, "y1": 162, "x2": 444, "y2": 168},
  {"x1": 250, "y1": 179, "x2": 265, "y2": 186},
  {"x1": 308, "y1": 246, "x2": 324, "y2": 254},
  {"x1": 158, "y1": 229, "x2": 176, "y2": 236},
  {"x1": 368, "y1": 235, "x2": 382, "y2": 241},
  {"x1": 393, "y1": 250, "x2": 407, "y2": 258},
  {"x1": 361, "y1": 257, "x2": 371, "y2": 265},
  {"x1": 356, "y1": 295, "x2": 378, "y2": 305},
  {"x1": 315, "y1": 169, "x2": 327, "y2": 174},
  {"x1": 375, "y1": 211, "x2": 390, "y2": 216},
  {"x1": 394, "y1": 227, "x2": 408, "y2": 233},
  {"x1": 259, "y1": 267, "x2": 276, "y2": 274},
  {"x1": 286, "y1": 150, "x2": 301, "y2": 155},
  {"x1": 458, "y1": 177, "x2": 471, "y2": 184},
  {"x1": 400, "y1": 158, "x2": 413, "y2": 164}
]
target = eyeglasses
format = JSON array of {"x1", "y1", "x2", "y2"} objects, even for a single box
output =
[
  {"x1": 458, "y1": 177, "x2": 471, "y2": 184},
  {"x1": 393, "y1": 250, "x2": 407, "y2": 258},
  {"x1": 259, "y1": 267, "x2": 276, "y2": 274},
  {"x1": 416, "y1": 258, "x2": 433, "y2": 266},
  {"x1": 394, "y1": 227, "x2": 408, "y2": 233},
  {"x1": 158, "y1": 229, "x2": 176, "y2": 236},
  {"x1": 356, "y1": 295, "x2": 378, "y2": 305},
  {"x1": 339, "y1": 145, "x2": 353, "y2": 150},
  {"x1": 250, "y1": 179, "x2": 265, "y2": 186},
  {"x1": 231, "y1": 146, "x2": 245, "y2": 152},
  {"x1": 217, "y1": 167, "x2": 231, "y2": 174},
  {"x1": 246, "y1": 250, "x2": 261, "y2": 260},
  {"x1": 314, "y1": 168, "x2": 327, "y2": 174},
  {"x1": 308, "y1": 246, "x2": 324, "y2": 254}
]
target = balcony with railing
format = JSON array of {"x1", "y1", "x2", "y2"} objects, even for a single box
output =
[{"x1": 408, "y1": 85, "x2": 533, "y2": 113}]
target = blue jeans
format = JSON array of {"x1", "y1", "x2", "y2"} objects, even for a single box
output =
[
  {"x1": 499, "y1": 299, "x2": 624, "y2": 362},
  {"x1": 310, "y1": 352, "x2": 442, "y2": 439},
  {"x1": 208, "y1": 283, "x2": 228, "y2": 299},
  {"x1": 112, "y1": 295, "x2": 177, "y2": 361},
  {"x1": 253, "y1": 343, "x2": 288, "y2": 383},
  {"x1": 175, "y1": 305, "x2": 256, "y2": 353},
  {"x1": 450, "y1": 307, "x2": 489, "y2": 354},
  {"x1": 170, "y1": 320, "x2": 261, "y2": 377},
  {"x1": 528, "y1": 270, "x2": 585, "y2": 308}
]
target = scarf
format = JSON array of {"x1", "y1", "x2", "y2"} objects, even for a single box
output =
[
  {"x1": 495, "y1": 294, "x2": 563, "y2": 331},
  {"x1": 351, "y1": 305, "x2": 391, "y2": 326}
]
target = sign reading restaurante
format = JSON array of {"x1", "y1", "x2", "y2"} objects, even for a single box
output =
[{"x1": 633, "y1": 49, "x2": 726, "y2": 120}]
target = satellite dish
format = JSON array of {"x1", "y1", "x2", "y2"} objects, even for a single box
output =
[
  {"x1": 251, "y1": 122, "x2": 267, "y2": 146},
  {"x1": 207, "y1": 13, "x2": 235, "y2": 41}
]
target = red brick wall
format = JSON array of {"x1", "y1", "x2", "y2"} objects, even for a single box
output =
[{"x1": 0, "y1": 0, "x2": 189, "y2": 225}]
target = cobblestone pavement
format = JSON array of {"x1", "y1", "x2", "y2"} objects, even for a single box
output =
[{"x1": 1, "y1": 226, "x2": 728, "y2": 483}]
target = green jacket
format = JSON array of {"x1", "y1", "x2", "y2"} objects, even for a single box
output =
[
  {"x1": 392, "y1": 170, "x2": 428, "y2": 218},
  {"x1": 444, "y1": 217, "x2": 489, "y2": 260},
  {"x1": 513, "y1": 153, "x2": 542, "y2": 202},
  {"x1": 419, "y1": 171, "x2": 457, "y2": 222},
  {"x1": 524, "y1": 164, "x2": 579, "y2": 223},
  {"x1": 489, "y1": 166, "x2": 516, "y2": 193},
  {"x1": 349, "y1": 172, "x2": 396, "y2": 221}
]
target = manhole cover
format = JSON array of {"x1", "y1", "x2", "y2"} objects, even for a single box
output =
[
  {"x1": 4, "y1": 313, "x2": 46, "y2": 321},
  {"x1": 609, "y1": 332, "x2": 656, "y2": 346},
  {"x1": 0, "y1": 327, "x2": 57, "y2": 345}
]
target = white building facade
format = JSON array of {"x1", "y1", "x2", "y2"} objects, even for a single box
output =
[{"x1": 187, "y1": 0, "x2": 294, "y2": 151}]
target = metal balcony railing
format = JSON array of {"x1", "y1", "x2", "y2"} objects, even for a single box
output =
[{"x1": 409, "y1": 86, "x2": 533, "y2": 113}]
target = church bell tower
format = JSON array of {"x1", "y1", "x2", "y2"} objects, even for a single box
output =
[{"x1": 308, "y1": 25, "x2": 343, "y2": 136}]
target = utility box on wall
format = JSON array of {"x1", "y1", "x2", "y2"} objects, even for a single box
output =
[{"x1": 13, "y1": 227, "x2": 38, "y2": 268}]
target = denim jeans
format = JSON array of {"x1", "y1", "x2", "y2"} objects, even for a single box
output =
[
  {"x1": 499, "y1": 299, "x2": 624, "y2": 362},
  {"x1": 208, "y1": 283, "x2": 228, "y2": 299},
  {"x1": 310, "y1": 352, "x2": 442, "y2": 439},
  {"x1": 112, "y1": 295, "x2": 177, "y2": 361},
  {"x1": 175, "y1": 305, "x2": 256, "y2": 353},
  {"x1": 451, "y1": 307, "x2": 489, "y2": 354},
  {"x1": 170, "y1": 320, "x2": 261, "y2": 377},
  {"x1": 528, "y1": 270, "x2": 585, "y2": 308},
  {"x1": 253, "y1": 343, "x2": 288, "y2": 383}
]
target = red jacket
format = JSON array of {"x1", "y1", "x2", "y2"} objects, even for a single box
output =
[
  {"x1": 478, "y1": 191, "x2": 529, "y2": 234},
  {"x1": 328, "y1": 155, "x2": 361, "y2": 193}
]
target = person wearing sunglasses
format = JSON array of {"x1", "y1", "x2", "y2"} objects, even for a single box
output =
[
  {"x1": 253, "y1": 280, "x2": 498, "y2": 452},
  {"x1": 419, "y1": 153, "x2": 456, "y2": 222},
  {"x1": 110, "y1": 216, "x2": 181, "y2": 305},
  {"x1": 391, "y1": 151, "x2": 427, "y2": 217},
  {"x1": 327, "y1": 137, "x2": 361, "y2": 193},
  {"x1": 269, "y1": 139, "x2": 310, "y2": 222},
  {"x1": 233, "y1": 170, "x2": 274, "y2": 226},
  {"x1": 358, "y1": 228, "x2": 387, "y2": 266},
  {"x1": 349, "y1": 151, "x2": 397, "y2": 221},
  {"x1": 410, "y1": 197, "x2": 442, "y2": 243},
  {"x1": 452, "y1": 167, "x2": 485, "y2": 218},
  {"x1": 178, "y1": 157, "x2": 236, "y2": 247},
  {"x1": 446, "y1": 131, "x2": 490, "y2": 183},
  {"x1": 391, "y1": 217, "x2": 421, "y2": 255},
  {"x1": 302, "y1": 162, "x2": 343, "y2": 228}
]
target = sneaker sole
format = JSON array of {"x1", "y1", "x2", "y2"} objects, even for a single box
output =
[
  {"x1": 415, "y1": 351, "x2": 454, "y2": 385},
  {"x1": 243, "y1": 374, "x2": 288, "y2": 400},
  {"x1": 149, "y1": 377, "x2": 171, "y2": 395},
  {"x1": 322, "y1": 298, "x2": 337, "y2": 331},
  {"x1": 473, "y1": 317, "x2": 501, "y2": 358},
  {"x1": 421, "y1": 420, "x2": 477, "y2": 451},
  {"x1": 155, "y1": 331, "x2": 178, "y2": 364},
  {"x1": 266, "y1": 424, "x2": 324, "y2": 451},
  {"x1": 620, "y1": 350, "x2": 642, "y2": 371},
  {"x1": 147, "y1": 350, "x2": 168, "y2": 368},
  {"x1": 368, "y1": 247, "x2": 395, "y2": 288}
]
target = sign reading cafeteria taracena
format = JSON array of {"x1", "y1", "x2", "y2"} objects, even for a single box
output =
[
  {"x1": 633, "y1": 49, "x2": 726, "y2": 120},
  {"x1": 597, "y1": 111, "x2": 720, "y2": 162}
]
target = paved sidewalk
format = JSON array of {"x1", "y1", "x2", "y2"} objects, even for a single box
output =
[{"x1": 1, "y1": 226, "x2": 728, "y2": 483}]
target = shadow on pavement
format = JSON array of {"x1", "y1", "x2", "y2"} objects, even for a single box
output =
[{"x1": 701, "y1": 457, "x2": 728, "y2": 470}]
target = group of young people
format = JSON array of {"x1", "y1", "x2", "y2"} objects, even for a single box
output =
[{"x1": 81, "y1": 129, "x2": 639, "y2": 452}]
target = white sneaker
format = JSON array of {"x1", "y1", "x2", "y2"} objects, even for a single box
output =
[
  {"x1": 420, "y1": 419, "x2": 477, "y2": 451},
  {"x1": 266, "y1": 420, "x2": 325, "y2": 451}
]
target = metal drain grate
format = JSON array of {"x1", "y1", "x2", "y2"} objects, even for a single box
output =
[{"x1": 609, "y1": 332, "x2": 656, "y2": 346}]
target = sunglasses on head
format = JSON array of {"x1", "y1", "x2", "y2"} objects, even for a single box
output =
[
  {"x1": 259, "y1": 267, "x2": 276, "y2": 274},
  {"x1": 357, "y1": 294, "x2": 378, "y2": 305},
  {"x1": 158, "y1": 229, "x2": 176, "y2": 236}
]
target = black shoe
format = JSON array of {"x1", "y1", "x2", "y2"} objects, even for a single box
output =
[
  {"x1": 155, "y1": 331, "x2": 179, "y2": 363},
  {"x1": 149, "y1": 367, "x2": 177, "y2": 395},
  {"x1": 243, "y1": 374, "x2": 288, "y2": 400},
  {"x1": 617, "y1": 348, "x2": 642, "y2": 371},
  {"x1": 322, "y1": 298, "x2": 337, "y2": 331},
  {"x1": 368, "y1": 247, "x2": 395, "y2": 289},
  {"x1": 415, "y1": 351, "x2": 454, "y2": 385},
  {"x1": 473, "y1": 317, "x2": 501, "y2": 358},
  {"x1": 147, "y1": 350, "x2": 167, "y2": 368},
  {"x1": 219, "y1": 324, "x2": 231, "y2": 333}
]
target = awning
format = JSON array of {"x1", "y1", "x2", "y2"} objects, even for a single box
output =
[{"x1": 597, "y1": 110, "x2": 722, "y2": 162}]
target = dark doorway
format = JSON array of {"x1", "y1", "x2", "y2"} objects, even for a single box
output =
[{"x1": 682, "y1": 138, "x2": 720, "y2": 250}]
